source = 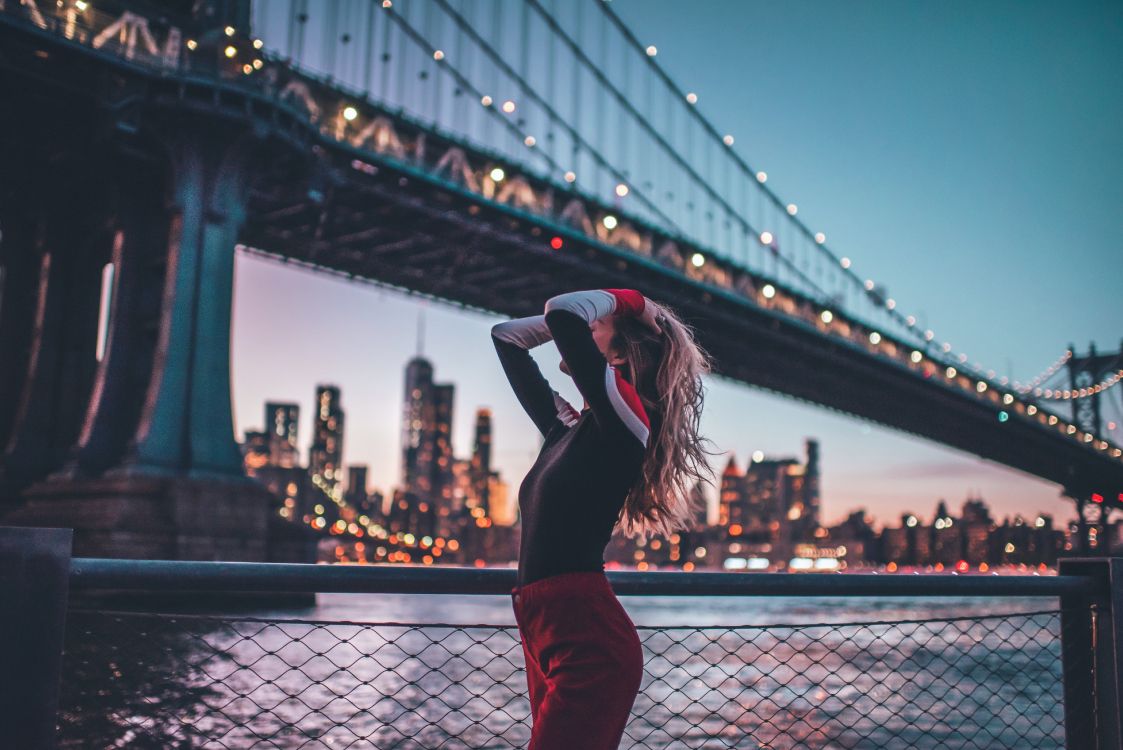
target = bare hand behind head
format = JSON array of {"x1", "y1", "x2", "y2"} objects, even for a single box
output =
[{"x1": 639, "y1": 298, "x2": 665, "y2": 335}]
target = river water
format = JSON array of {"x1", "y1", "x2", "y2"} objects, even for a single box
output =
[{"x1": 59, "y1": 594, "x2": 1069, "y2": 749}]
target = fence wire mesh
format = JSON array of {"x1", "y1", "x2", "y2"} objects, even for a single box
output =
[{"x1": 60, "y1": 607, "x2": 1078, "y2": 749}]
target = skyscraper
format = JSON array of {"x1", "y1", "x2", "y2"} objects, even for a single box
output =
[
  {"x1": 400, "y1": 356, "x2": 455, "y2": 508},
  {"x1": 309, "y1": 385, "x2": 344, "y2": 494},
  {"x1": 718, "y1": 440, "x2": 822, "y2": 559},
  {"x1": 470, "y1": 408, "x2": 493, "y2": 517},
  {"x1": 265, "y1": 402, "x2": 300, "y2": 468}
]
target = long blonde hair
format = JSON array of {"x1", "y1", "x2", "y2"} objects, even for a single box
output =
[{"x1": 611, "y1": 302, "x2": 719, "y2": 539}]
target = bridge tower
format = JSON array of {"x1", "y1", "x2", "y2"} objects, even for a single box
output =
[
  {"x1": 0, "y1": 0, "x2": 312, "y2": 561},
  {"x1": 1065, "y1": 342, "x2": 1123, "y2": 556}
]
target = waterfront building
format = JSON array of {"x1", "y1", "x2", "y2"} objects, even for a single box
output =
[
  {"x1": 242, "y1": 430, "x2": 269, "y2": 473},
  {"x1": 400, "y1": 357, "x2": 455, "y2": 508},
  {"x1": 265, "y1": 402, "x2": 300, "y2": 468},
  {"x1": 470, "y1": 408, "x2": 493, "y2": 517},
  {"x1": 308, "y1": 385, "x2": 344, "y2": 494}
]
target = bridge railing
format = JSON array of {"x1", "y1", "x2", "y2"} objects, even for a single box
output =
[{"x1": 4, "y1": 527, "x2": 1122, "y2": 749}]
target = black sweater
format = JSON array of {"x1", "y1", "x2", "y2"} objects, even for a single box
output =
[{"x1": 492, "y1": 289, "x2": 652, "y2": 585}]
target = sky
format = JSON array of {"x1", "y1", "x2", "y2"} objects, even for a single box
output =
[{"x1": 231, "y1": 0, "x2": 1122, "y2": 530}]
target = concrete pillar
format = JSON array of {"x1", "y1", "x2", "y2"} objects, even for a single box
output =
[
  {"x1": 69, "y1": 167, "x2": 172, "y2": 477},
  {"x1": 1, "y1": 167, "x2": 111, "y2": 490},
  {"x1": 125, "y1": 134, "x2": 248, "y2": 478}
]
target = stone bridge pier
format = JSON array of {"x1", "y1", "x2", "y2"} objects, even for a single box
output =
[{"x1": 0, "y1": 88, "x2": 313, "y2": 561}]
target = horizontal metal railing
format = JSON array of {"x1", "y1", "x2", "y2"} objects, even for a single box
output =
[{"x1": 69, "y1": 556, "x2": 1100, "y2": 597}]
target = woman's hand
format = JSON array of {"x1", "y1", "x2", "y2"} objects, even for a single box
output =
[{"x1": 638, "y1": 297, "x2": 664, "y2": 335}]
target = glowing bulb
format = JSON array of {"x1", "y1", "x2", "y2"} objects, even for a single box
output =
[
  {"x1": 480, "y1": 95, "x2": 492, "y2": 106},
  {"x1": 786, "y1": 204, "x2": 798, "y2": 215},
  {"x1": 186, "y1": 39, "x2": 197, "y2": 51},
  {"x1": 382, "y1": 0, "x2": 392, "y2": 7},
  {"x1": 946, "y1": 367, "x2": 957, "y2": 378},
  {"x1": 686, "y1": 92, "x2": 698, "y2": 104},
  {"x1": 502, "y1": 100, "x2": 516, "y2": 113},
  {"x1": 603, "y1": 215, "x2": 618, "y2": 230},
  {"x1": 564, "y1": 171, "x2": 576, "y2": 183},
  {"x1": 762, "y1": 284, "x2": 776, "y2": 299},
  {"x1": 759, "y1": 231, "x2": 774, "y2": 245},
  {"x1": 886, "y1": 299, "x2": 896, "y2": 310},
  {"x1": 752, "y1": 450, "x2": 764, "y2": 462},
  {"x1": 976, "y1": 381, "x2": 988, "y2": 393},
  {"x1": 224, "y1": 45, "x2": 237, "y2": 58},
  {"x1": 691, "y1": 253, "x2": 705, "y2": 267},
  {"x1": 840, "y1": 257, "x2": 850, "y2": 268},
  {"x1": 723, "y1": 134, "x2": 735, "y2": 146},
  {"x1": 253, "y1": 38, "x2": 263, "y2": 49},
  {"x1": 910, "y1": 350, "x2": 922, "y2": 363},
  {"x1": 342, "y1": 106, "x2": 358, "y2": 121},
  {"x1": 864, "y1": 279, "x2": 875, "y2": 291},
  {"x1": 1027, "y1": 405, "x2": 1038, "y2": 415},
  {"x1": 906, "y1": 315, "x2": 916, "y2": 326},
  {"x1": 815, "y1": 232, "x2": 826, "y2": 244},
  {"x1": 433, "y1": 49, "x2": 444, "y2": 60},
  {"x1": 756, "y1": 171, "x2": 767, "y2": 183},
  {"x1": 224, "y1": 26, "x2": 235, "y2": 37},
  {"x1": 490, "y1": 167, "x2": 505, "y2": 182},
  {"x1": 924, "y1": 330, "x2": 934, "y2": 340},
  {"x1": 242, "y1": 63, "x2": 252, "y2": 74},
  {"x1": 869, "y1": 332, "x2": 881, "y2": 345},
  {"x1": 253, "y1": 59, "x2": 263, "y2": 69},
  {"x1": 821, "y1": 310, "x2": 833, "y2": 323},
  {"x1": 1002, "y1": 393, "x2": 1014, "y2": 405},
  {"x1": 524, "y1": 135, "x2": 536, "y2": 147},
  {"x1": 646, "y1": 45, "x2": 657, "y2": 56},
  {"x1": 74, "y1": 0, "x2": 88, "y2": 9},
  {"x1": 615, "y1": 183, "x2": 629, "y2": 197}
]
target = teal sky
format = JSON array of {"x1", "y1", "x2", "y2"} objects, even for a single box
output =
[{"x1": 232, "y1": 0, "x2": 1122, "y2": 529}]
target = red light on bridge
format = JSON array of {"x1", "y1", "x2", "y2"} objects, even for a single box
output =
[
  {"x1": 955, "y1": 560, "x2": 969, "y2": 573},
  {"x1": 1092, "y1": 493, "x2": 1104, "y2": 504},
  {"x1": 550, "y1": 236, "x2": 564, "y2": 250}
]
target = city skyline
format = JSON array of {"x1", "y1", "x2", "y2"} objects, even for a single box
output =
[
  {"x1": 235, "y1": 343, "x2": 1074, "y2": 532},
  {"x1": 239, "y1": 356, "x2": 1085, "y2": 569}
]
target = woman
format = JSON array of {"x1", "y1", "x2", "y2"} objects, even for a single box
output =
[{"x1": 491, "y1": 288, "x2": 716, "y2": 748}]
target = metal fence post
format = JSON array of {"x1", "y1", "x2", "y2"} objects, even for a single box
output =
[
  {"x1": 1060, "y1": 557, "x2": 1123, "y2": 749},
  {"x1": 0, "y1": 526, "x2": 73, "y2": 750}
]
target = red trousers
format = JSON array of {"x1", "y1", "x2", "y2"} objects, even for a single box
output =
[{"x1": 511, "y1": 571, "x2": 644, "y2": 750}]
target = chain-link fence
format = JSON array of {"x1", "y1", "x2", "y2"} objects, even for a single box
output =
[{"x1": 59, "y1": 607, "x2": 1081, "y2": 749}]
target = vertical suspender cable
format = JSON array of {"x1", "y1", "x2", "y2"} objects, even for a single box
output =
[
  {"x1": 363, "y1": 0, "x2": 375, "y2": 95},
  {"x1": 379, "y1": 0, "x2": 391, "y2": 101}
]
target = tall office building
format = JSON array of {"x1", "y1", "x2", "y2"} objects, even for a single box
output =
[
  {"x1": 401, "y1": 356, "x2": 455, "y2": 508},
  {"x1": 346, "y1": 465, "x2": 368, "y2": 503},
  {"x1": 309, "y1": 385, "x2": 344, "y2": 494},
  {"x1": 470, "y1": 408, "x2": 493, "y2": 517},
  {"x1": 265, "y1": 402, "x2": 300, "y2": 468},
  {"x1": 719, "y1": 439, "x2": 822, "y2": 558}
]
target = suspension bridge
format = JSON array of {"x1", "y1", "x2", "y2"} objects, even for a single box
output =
[{"x1": 0, "y1": 0, "x2": 1119, "y2": 560}]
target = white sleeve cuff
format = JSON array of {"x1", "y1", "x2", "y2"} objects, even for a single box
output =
[{"x1": 491, "y1": 315, "x2": 553, "y2": 349}]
